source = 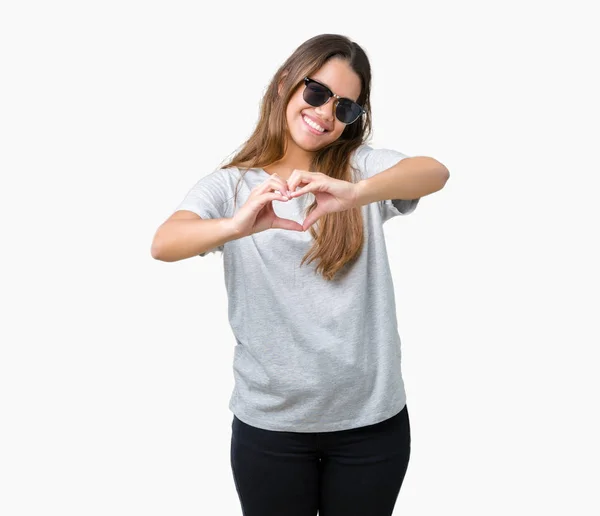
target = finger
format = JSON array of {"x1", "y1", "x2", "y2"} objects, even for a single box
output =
[
  {"x1": 302, "y1": 214, "x2": 317, "y2": 231},
  {"x1": 289, "y1": 182, "x2": 315, "y2": 198},
  {"x1": 269, "y1": 173, "x2": 291, "y2": 197},
  {"x1": 255, "y1": 180, "x2": 289, "y2": 200},
  {"x1": 302, "y1": 206, "x2": 325, "y2": 231},
  {"x1": 287, "y1": 170, "x2": 315, "y2": 193},
  {"x1": 272, "y1": 216, "x2": 304, "y2": 232},
  {"x1": 253, "y1": 191, "x2": 289, "y2": 209},
  {"x1": 256, "y1": 174, "x2": 289, "y2": 197}
]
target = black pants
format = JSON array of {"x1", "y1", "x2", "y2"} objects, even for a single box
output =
[{"x1": 230, "y1": 404, "x2": 411, "y2": 516}]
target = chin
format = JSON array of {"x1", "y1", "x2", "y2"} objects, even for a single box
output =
[{"x1": 289, "y1": 132, "x2": 323, "y2": 152}]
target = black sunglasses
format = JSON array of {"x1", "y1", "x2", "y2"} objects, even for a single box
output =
[{"x1": 302, "y1": 77, "x2": 365, "y2": 125}]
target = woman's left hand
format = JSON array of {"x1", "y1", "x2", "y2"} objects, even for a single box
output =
[{"x1": 287, "y1": 170, "x2": 359, "y2": 231}]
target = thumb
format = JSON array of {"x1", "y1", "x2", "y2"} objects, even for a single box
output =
[
  {"x1": 272, "y1": 216, "x2": 305, "y2": 232},
  {"x1": 301, "y1": 209, "x2": 324, "y2": 231}
]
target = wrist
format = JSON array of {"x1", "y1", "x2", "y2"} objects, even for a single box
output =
[
  {"x1": 225, "y1": 217, "x2": 247, "y2": 240},
  {"x1": 353, "y1": 180, "x2": 367, "y2": 208}
]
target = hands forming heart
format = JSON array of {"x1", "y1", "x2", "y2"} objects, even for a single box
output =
[
  {"x1": 286, "y1": 169, "x2": 360, "y2": 231},
  {"x1": 232, "y1": 169, "x2": 360, "y2": 237}
]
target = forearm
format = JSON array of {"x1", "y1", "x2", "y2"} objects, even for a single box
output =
[
  {"x1": 354, "y1": 157, "x2": 450, "y2": 207},
  {"x1": 151, "y1": 217, "x2": 242, "y2": 262}
]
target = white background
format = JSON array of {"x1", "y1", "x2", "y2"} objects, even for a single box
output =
[{"x1": 1, "y1": 1, "x2": 599, "y2": 515}]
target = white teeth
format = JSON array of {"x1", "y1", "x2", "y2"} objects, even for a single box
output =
[{"x1": 303, "y1": 115, "x2": 325, "y2": 132}]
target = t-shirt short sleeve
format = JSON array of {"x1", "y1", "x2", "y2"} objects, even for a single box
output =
[
  {"x1": 174, "y1": 168, "x2": 234, "y2": 256},
  {"x1": 351, "y1": 144, "x2": 420, "y2": 222}
]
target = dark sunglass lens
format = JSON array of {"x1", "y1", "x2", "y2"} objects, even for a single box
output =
[
  {"x1": 336, "y1": 99, "x2": 362, "y2": 124},
  {"x1": 303, "y1": 82, "x2": 330, "y2": 107}
]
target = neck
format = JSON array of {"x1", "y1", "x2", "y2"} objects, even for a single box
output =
[{"x1": 263, "y1": 136, "x2": 315, "y2": 178}]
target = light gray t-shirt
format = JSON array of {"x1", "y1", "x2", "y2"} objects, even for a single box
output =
[{"x1": 175, "y1": 144, "x2": 419, "y2": 432}]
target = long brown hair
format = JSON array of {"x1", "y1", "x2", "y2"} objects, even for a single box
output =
[{"x1": 220, "y1": 34, "x2": 373, "y2": 281}]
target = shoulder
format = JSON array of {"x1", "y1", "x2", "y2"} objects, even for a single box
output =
[
  {"x1": 350, "y1": 144, "x2": 410, "y2": 180},
  {"x1": 193, "y1": 166, "x2": 243, "y2": 188},
  {"x1": 209, "y1": 165, "x2": 243, "y2": 180}
]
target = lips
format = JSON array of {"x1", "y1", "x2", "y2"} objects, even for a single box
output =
[{"x1": 302, "y1": 113, "x2": 331, "y2": 132}]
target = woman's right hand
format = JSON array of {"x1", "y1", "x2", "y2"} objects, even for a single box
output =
[{"x1": 232, "y1": 173, "x2": 305, "y2": 237}]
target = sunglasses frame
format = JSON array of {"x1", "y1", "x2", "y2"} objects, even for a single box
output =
[{"x1": 302, "y1": 77, "x2": 365, "y2": 125}]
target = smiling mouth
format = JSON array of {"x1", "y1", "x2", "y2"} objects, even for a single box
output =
[{"x1": 302, "y1": 115, "x2": 329, "y2": 135}]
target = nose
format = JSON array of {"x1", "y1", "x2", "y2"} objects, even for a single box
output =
[{"x1": 314, "y1": 96, "x2": 336, "y2": 122}]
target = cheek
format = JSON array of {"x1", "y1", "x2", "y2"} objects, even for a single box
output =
[
  {"x1": 287, "y1": 93, "x2": 303, "y2": 113},
  {"x1": 285, "y1": 102, "x2": 300, "y2": 129},
  {"x1": 324, "y1": 124, "x2": 344, "y2": 142},
  {"x1": 331, "y1": 125, "x2": 345, "y2": 138}
]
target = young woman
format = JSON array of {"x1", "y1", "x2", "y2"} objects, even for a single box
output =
[{"x1": 152, "y1": 33, "x2": 449, "y2": 516}]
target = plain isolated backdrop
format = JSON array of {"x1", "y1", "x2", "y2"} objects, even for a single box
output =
[{"x1": 1, "y1": 1, "x2": 599, "y2": 515}]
